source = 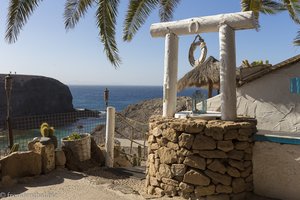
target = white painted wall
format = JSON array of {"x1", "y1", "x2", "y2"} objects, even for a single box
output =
[
  {"x1": 253, "y1": 142, "x2": 300, "y2": 200},
  {"x1": 207, "y1": 62, "x2": 300, "y2": 133}
]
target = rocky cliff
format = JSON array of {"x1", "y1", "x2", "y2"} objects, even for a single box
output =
[
  {"x1": 0, "y1": 74, "x2": 74, "y2": 120},
  {"x1": 120, "y1": 96, "x2": 190, "y2": 122}
]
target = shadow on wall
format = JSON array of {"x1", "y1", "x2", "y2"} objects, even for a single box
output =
[{"x1": 236, "y1": 65, "x2": 300, "y2": 132}]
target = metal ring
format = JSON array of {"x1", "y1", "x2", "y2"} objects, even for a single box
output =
[{"x1": 188, "y1": 37, "x2": 207, "y2": 67}]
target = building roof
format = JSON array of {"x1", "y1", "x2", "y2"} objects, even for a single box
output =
[{"x1": 238, "y1": 54, "x2": 300, "y2": 87}]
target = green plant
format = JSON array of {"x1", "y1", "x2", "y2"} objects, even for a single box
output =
[
  {"x1": 65, "y1": 133, "x2": 82, "y2": 141},
  {"x1": 250, "y1": 60, "x2": 271, "y2": 66},
  {"x1": 40, "y1": 122, "x2": 55, "y2": 137}
]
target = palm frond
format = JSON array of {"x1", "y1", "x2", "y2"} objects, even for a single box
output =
[
  {"x1": 260, "y1": 0, "x2": 285, "y2": 14},
  {"x1": 96, "y1": 0, "x2": 121, "y2": 67},
  {"x1": 293, "y1": 30, "x2": 300, "y2": 45},
  {"x1": 283, "y1": 0, "x2": 300, "y2": 24},
  {"x1": 5, "y1": 0, "x2": 43, "y2": 43},
  {"x1": 241, "y1": 0, "x2": 262, "y2": 19},
  {"x1": 123, "y1": 0, "x2": 159, "y2": 42},
  {"x1": 159, "y1": 0, "x2": 181, "y2": 22},
  {"x1": 64, "y1": 0, "x2": 94, "y2": 30}
]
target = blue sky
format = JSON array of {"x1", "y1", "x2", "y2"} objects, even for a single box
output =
[{"x1": 0, "y1": 0, "x2": 299, "y2": 86}]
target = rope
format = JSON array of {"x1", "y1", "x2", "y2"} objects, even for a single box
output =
[{"x1": 116, "y1": 113, "x2": 148, "y2": 126}]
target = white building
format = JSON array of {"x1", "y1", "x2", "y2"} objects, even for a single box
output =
[
  {"x1": 208, "y1": 54, "x2": 300, "y2": 133},
  {"x1": 208, "y1": 54, "x2": 300, "y2": 199}
]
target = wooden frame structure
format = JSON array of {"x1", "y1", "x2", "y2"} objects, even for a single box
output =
[{"x1": 150, "y1": 11, "x2": 257, "y2": 120}]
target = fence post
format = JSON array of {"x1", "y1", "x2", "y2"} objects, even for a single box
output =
[
  {"x1": 138, "y1": 145, "x2": 142, "y2": 166},
  {"x1": 130, "y1": 127, "x2": 133, "y2": 154},
  {"x1": 143, "y1": 132, "x2": 147, "y2": 159},
  {"x1": 105, "y1": 106, "x2": 115, "y2": 167}
]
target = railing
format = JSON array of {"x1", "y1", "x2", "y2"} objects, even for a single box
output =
[
  {"x1": 115, "y1": 113, "x2": 148, "y2": 164},
  {"x1": 0, "y1": 110, "x2": 106, "y2": 158}
]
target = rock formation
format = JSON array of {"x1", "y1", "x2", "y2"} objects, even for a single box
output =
[{"x1": 0, "y1": 74, "x2": 74, "y2": 122}]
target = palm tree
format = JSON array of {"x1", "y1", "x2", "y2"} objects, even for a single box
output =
[
  {"x1": 64, "y1": 0, "x2": 120, "y2": 67},
  {"x1": 123, "y1": 0, "x2": 300, "y2": 41},
  {"x1": 5, "y1": 0, "x2": 121, "y2": 67},
  {"x1": 4, "y1": 0, "x2": 300, "y2": 67}
]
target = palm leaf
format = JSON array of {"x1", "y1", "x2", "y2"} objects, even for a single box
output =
[
  {"x1": 159, "y1": 0, "x2": 181, "y2": 22},
  {"x1": 260, "y1": 0, "x2": 285, "y2": 14},
  {"x1": 241, "y1": 0, "x2": 262, "y2": 19},
  {"x1": 64, "y1": 0, "x2": 94, "y2": 30},
  {"x1": 5, "y1": 0, "x2": 43, "y2": 43},
  {"x1": 96, "y1": 0, "x2": 121, "y2": 67},
  {"x1": 283, "y1": 0, "x2": 300, "y2": 24},
  {"x1": 293, "y1": 30, "x2": 300, "y2": 45},
  {"x1": 123, "y1": 0, "x2": 159, "y2": 42}
]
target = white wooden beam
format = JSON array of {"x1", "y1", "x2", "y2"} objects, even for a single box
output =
[
  {"x1": 151, "y1": 11, "x2": 257, "y2": 38},
  {"x1": 219, "y1": 23, "x2": 237, "y2": 120},
  {"x1": 163, "y1": 33, "x2": 179, "y2": 118}
]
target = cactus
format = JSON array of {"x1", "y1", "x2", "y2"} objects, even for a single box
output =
[
  {"x1": 49, "y1": 127, "x2": 55, "y2": 137},
  {"x1": 40, "y1": 122, "x2": 55, "y2": 137}
]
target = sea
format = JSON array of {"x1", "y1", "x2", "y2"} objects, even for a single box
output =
[
  {"x1": 69, "y1": 85, "x2": 216, "y2": 112},
  {"x1": 1, "y1": 86, "x2": 216, "y2": 152}
]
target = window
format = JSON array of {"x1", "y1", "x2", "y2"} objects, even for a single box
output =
[{"x1": 290, "y1": 77, "x2": 300, "y2": 94}]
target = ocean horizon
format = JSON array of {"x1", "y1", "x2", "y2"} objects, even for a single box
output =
[{"x1": 68, "y1": 85, "x2": 217, "y2": 112}]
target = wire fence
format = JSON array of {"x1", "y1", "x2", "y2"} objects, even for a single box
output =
[
  {"x1": 0, "y1": 108, "x2": 149, "y2": 166},
  {"x1": 0, "y1": 110, "x2": 106, "y2": 158},
  {"x1": 115, "y1": 113, "x2": 148, "y2": 161}
]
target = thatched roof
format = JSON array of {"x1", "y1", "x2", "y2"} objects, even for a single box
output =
[
  {"x1": 177, "y1": 56, "x2": 220, "y2": 92},
  {"x1": 178, "y1": 54, "x2": 300, "y2": 92}
]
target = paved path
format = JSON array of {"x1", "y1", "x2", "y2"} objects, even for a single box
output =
[
  {"x1": 0, "y1": 168, "x2": 278, "y2": 200},
  {"x1": 116, "y1": 138, "x2": 147, "y2": 148}
]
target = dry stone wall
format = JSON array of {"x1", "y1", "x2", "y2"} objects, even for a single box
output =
[{"x1": 146, "y1": 116, "x2": 256, "y2": 200}]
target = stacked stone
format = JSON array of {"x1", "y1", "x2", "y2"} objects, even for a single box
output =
[{"x1": 146, "y1": 116, "x2": 256, "y2": 200}]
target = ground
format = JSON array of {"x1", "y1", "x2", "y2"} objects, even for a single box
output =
[{"x1": 0, "y1": 167, "x2": 277, "y2": 200}]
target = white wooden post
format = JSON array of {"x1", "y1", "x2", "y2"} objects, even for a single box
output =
[
  {"x1": 105, "y1": 106, "x2": 115, "y2": 167},
  {"x1": 219, "y1": 23, "x2": 237, "y2": 120},
  {"x1": 163, "y1": 33, "x2": 179, "y2": 118}
]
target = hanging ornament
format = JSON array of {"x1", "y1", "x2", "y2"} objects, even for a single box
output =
[{"x1": 188, "y1": 35, "x2": 207, "y2": 67}]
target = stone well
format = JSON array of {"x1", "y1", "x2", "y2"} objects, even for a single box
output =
[{"x1": 146, "y1": 116, "x2": 256, "y2": 200}]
